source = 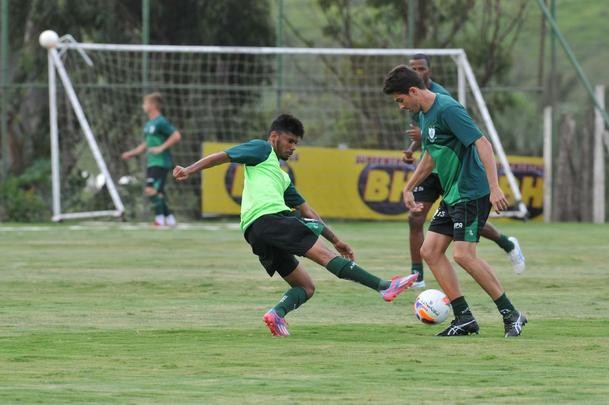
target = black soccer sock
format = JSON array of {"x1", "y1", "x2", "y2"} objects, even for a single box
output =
[
  {"x1": 162, "y1": 198, "x2": 171, "y2": 216},
  {"x1": 326, "y1": 257, "x2": 390, "y2": 291},
  {"x1": 272, "y1": 286, "x2": 309, "y2": 317},
  {"x1": 494, "y1": 292, "x2": 516, "y2": 318},
  {"x1": 451, "y1": 296, "x2": 473, "y2": 319},
  {"x1": 411, "y1": 263, "x2": 424, "y2": 282},
  {"x1": 495, "y1": 234, "x2": 515, "y2": 253}
]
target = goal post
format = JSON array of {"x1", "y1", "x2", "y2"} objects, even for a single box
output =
[
  {"x1": 45, "y1": 37, "x2": 528, "y2": 220},
  {"x1": 458, "y1": 51, "x2": 529, "y2": 218},
  {"x1": 48, "y1": 47, "x2": 125, "y2": 221}
]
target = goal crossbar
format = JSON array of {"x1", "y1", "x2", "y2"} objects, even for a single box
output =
[{"x1": 61, "y1": 43, "x2": 465, "y2": 56}]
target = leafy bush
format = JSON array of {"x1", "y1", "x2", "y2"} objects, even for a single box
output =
[{"x1": 0, "y1": 160, "x2": 50, "y2": 222}]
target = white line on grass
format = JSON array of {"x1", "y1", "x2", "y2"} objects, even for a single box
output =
[{"x1": 0, "y1": 223, "x2": 241, "y2": 232}]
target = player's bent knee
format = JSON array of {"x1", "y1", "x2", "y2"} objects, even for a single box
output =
[
  {"x1": 420, "y1": 244, "x2": 435, "y2": 263},
  {"x1": 305, "y1": 241, "x2": 336, "y2": 267},
  {"x1": 304, "y1": 284, "x2": 315, "y2": 299},
  {"x1": 409, "y1": 212, "x2": 426, "y2": 229},
  {"x1": 453, "y1": 252, "x2": 475, "y2": 268}
]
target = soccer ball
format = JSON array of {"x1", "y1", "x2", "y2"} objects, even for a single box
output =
[
  {"x1": 39, "y1": 30, "x2": 59, "y2": 49},
  {"x1": 414, "y1": 289, "x2": 451, "y2": 324}
]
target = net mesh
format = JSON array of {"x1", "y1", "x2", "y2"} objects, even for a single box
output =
[{"x1": 56, "y1": 48, "x2": 475, "y2": 219}]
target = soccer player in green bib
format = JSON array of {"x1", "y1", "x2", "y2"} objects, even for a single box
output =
[
  {"x1": 173, "y1": 114, "x2": 418, "y2": 336},
  {"x1": 383, "y1": 66, "x2": 527, "y2": 337},
  {"x1": 404, "y1": 54, "x2": 525, "y2": 289},
  {"x1": 122, "y1": 92, "x2": 182, "y2": 227}
]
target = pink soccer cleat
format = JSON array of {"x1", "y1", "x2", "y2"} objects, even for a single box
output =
[
  {"x1": 380, "y1": 274, "x2": 418, "y2": 302},
  {"x1": 263, "y1": 309, "x2": 290, "y2": 336}
]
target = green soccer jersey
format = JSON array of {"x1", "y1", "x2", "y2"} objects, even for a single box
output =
[
  {"x1": 412, "y1": 81, "x2": 452, "y2": 175},
  {"x1": 412, "y1": 80, "x2": 452, "y2": 125},
  {"x1": 144, "y1": 115, "x2": 176, "y2": 169},
  {"x1": 429, "y1": 80, "x2": 451, "y2": 97},
  {"x1": 225, "y1": 139, "x2": 305, "y2": 232},
  {"x1": 420, "y1": 94, "x2": 489, "y2": 205}
]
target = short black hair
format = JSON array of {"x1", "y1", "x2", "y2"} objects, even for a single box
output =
[
  {"x1": 269, "y1": 113, "x2": 304, "y2": 138},
  {"x1": 382, "y1": 65, "x2": 425, "y2": 95},
  {"x1": 411, "y1": 53, "x2": 431, "y2": 67}
]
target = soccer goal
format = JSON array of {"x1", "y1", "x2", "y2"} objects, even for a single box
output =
[{"x1": 44, "y1": 33, "x2": 528, "y2": 220}]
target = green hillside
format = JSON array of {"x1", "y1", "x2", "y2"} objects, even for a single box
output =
[
  {"x1": 511, "y1": 0, "x2": 609, "y2": 99},
  {"x1": 280, "y1": 0, "x2": 608, "y2": 102}
]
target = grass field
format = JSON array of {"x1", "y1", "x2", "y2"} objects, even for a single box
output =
[{"x1": 1, "y1": 221, "x2": 609, "y2": 404}]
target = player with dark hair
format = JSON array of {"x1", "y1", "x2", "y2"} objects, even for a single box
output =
[
  {"x1": 122, "y1": 92, "x2": 182, "y2": 227},
  {"x1": 383, "y1": 66, "x2": 527, "y2": 337},
  {"x1": 173, "y1": 114, "x2": 418, "y2": 336},
  {"x1": 404, "y1": 54, "x2": 525, "y2": 289}
]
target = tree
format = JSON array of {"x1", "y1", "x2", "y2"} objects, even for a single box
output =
[
  {"x1": 308, "y1": 0, "x2": 528, "y2": 87},
  {"x1": 281, "y1": 0, "x2": 530, "y2": 150},
  {"x1": 3, "y1": 0, "x2": 274, "y2": 175}
]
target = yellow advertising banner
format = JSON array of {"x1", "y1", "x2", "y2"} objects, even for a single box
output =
[{"x1": 201, "y1": 142, "x2": 544, "y2": 221}]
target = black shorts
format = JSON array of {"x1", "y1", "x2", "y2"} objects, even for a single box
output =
[
  {"x1": 146, "y1": 166, "x2": 170, "y2": 193},
  {"x1": 244, "y1": 212, "x2": 321, "y2": 278},
  {"x1": 413, "y1": 173, "x2": 443, "y2": 203},
  {"x1": 428, "y1": 195, "x2": 491, "y2": 242}
]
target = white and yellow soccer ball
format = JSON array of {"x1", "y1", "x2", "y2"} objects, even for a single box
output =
[{"x1": 414, "y1": 289, "x2": 451, "y2": 324}]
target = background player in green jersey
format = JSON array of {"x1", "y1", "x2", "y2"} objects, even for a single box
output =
[
  {"x1": 172, "y1": 114, "x2": 418, "y2": 336},
  {"x1": 384, "y1": 66, "x2": 526, "y2": 337},
  {"x1": 403, "y1": 54, "x2": 525, "y2": 288},
  {"x1": 122, "y1": 92, "x2": 182, "y2": 227}
]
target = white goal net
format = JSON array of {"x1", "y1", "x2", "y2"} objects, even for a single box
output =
[{"x1": 45, "y1": 38, "x2": 528, "y2": 221}]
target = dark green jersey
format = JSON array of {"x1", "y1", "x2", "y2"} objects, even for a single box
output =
[
  {"x1": 225, "y1": 139, "x2": 305, "y2": 231},
  {"x1": 412, "y1": 80, "x2": 452, "y2": 126},
  {"x1": 412, "y1": 80, "x2": 453, "y2": 175},
  {"x1": 144, "y1": 115, "x2": 176, "y2": 169},
  {"x1": 429, "y1": 80, "x2": 451, "y2": 97},
  {"x1": 420, "y1": 94, "x2": 489, "y2": 205}
]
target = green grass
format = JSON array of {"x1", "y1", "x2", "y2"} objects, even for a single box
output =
[{"x1": 1, "y1": 221, "x2": 609, "y2": 404}]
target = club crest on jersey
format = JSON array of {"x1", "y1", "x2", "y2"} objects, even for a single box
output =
[{"x1": 428, "y1": 127, "x2": 436, "y2": 142}]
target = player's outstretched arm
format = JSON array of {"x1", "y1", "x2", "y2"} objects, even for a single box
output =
[
  {"x1": 121, "y1": 142, "x2": 147, "y2": 160},
  {"x1": 173, "y1": 152, "x2": 230, "y2": 182},
  {"x1": 474, "y1": 136, "x2": 509, "y2": 213},
  {"x1": 402, "y1": 151, "x2": 435, "y2": 212},
  {"x1": 149, "y1": 131, "x2": 182, "y2": 155},
  {"x1": 297, "y1": 202, "x2": 355, "y2": 261}
]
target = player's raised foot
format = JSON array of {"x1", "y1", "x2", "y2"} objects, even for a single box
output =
[
  {"x1": 263, "y1": 309, "x2": 290, "y2": 337},
  {"x1": 503, "y1": 311, "x2": 527, "y2": 337},
  {"x1": 436, "y1": 317, "x2": 480, "y2": 336},
  {"x1": 507, "y1": 236, "x2": 525, "y2": 274},
  {"x1": 411, "y1": 279, "x2": 426, "y2": 289},
  {"x1": 380, "y1": 274, "x2": 418, "y2": 302}
]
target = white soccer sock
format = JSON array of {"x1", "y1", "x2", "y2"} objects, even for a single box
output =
[{"x1": 155, "y1": 215, "x2": 166, "y2": 226}]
